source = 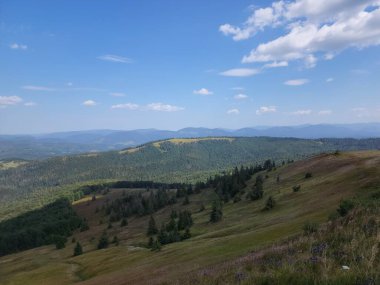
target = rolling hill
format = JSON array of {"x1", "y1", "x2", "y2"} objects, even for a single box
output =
[
  {"x1": 0, "y1": 151, "x2": 379, "y2": 284},
  {"x1": 1, "y1": 137, "x2": 380, "y2": 221},
  {"x1": 1, "y1": 123, "x2": 380, "y2": 160}
]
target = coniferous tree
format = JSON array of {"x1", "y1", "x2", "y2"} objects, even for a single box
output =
[
  {"x1": 210, "y1": 199, "x2": 223, "y2": 223},
  {"x1": 264, "y1": 196, "x2": 276, "y2": 210},
  {"x1": 181, "y1": 228, "x2": 191, "y2": 240},
  {"x1": 112, "y1": 236, "x2": 119, "y2": 246},
  {"x1": 120, "y1": 218, "x2": 128, "y2": 227},
  {"x1": 147, "y1": 215, "x2": 158, "y2": 236},
  {"x1": 182, "y1": 194, "x2": 190, "y2": 205},
  {"x1": 97, "y1": 232, "x2": 109, "y2": 249},
  {"x1": 73, "y1": 242, "x2": 83, "y2": 256}
]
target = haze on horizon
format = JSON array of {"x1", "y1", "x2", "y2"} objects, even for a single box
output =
[{"x1": 1, "y1": 0, "x2": 380, "y2": 134}]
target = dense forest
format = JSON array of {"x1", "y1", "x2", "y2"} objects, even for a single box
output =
[
  {"x1": 0, "y1": 199, "x2": 84, "y2": 256},
  {"x1": 1, "y1": 137, "x2": 380, "y2": 221}
]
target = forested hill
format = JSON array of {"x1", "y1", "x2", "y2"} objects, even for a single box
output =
[{"x1": 1, "y1": 137, "x2": 380, "y2": 207}]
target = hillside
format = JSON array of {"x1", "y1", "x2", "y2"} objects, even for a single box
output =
[
  {"x1": 2, "y1": 123, "x2": 380, "y2": 160},
  {"x1": 1, "y1": 137, "x2": 380, "y2": 220},
  {"x1": 0, "y1": 151, "x2": 379, "y2": 284}
]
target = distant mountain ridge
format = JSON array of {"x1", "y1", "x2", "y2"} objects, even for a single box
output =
[{"x1": 1, "y1": 123, "x2": 380, "y2": 160}]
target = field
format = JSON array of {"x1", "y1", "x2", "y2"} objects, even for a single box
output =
[{"x1": 1, "y1": 151, "x2": 379, "y2": 284}]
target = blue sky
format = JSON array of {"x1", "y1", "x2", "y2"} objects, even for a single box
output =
[{"x1": 1, "y1": 0, "x2": 380, "y2": 134}]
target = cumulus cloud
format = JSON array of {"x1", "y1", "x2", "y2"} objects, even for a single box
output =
[
  {"x1": 227, "y1": 108, "x2": 240, "y2": 115},
  {"x1": 111, "y1": 103, "x2": 139, "y2": 110},
  {"x1": 146, "y1": 103, "x2": 184, "y2": 112},
  {"x1": 256, "y1": 106, "x2": 277, "y2": 115},
  {"x1": 0, "y1": 96, "x2": 23, "y2": 107},
  {"x1": 111, "y1": 102, "x2": 184, "y2": 112},
  {"x1": 22, "y1": 85, "x2": 55, "y2": 91},
  {"x1": 221, "y1": 0, "x2": 380, "y2": 68},
  {"x1": 234, "y1": 94, "x2": 248, "y2": 100},
  {"x1": 82, "y1": 100, "x2": 97, "y2": 106},
  {"x1": 193, "y1": 88, "x2": 213, "y2": 96},
  {"x1": 10, "y1": 43, "x2": 27, "y2": 50},
  {"x1": 97, "y1": 54, "x2": 132, "y2": 63},
  {"x1": 292, "y1": 109, "x2": 312, "y2": 115},
  {"x1": 284, "y1": 79, "x2": 309, "y2": 86},
  {"x1": 263, "y1": 61, "x2": 288, "y2": 68},
  {"x1": 220, "y1": 68, "x2": 260, "y2": 77}
]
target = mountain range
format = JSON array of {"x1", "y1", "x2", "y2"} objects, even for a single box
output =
[{"x1": 1, "y1": 123, "x2": 380, "y2": 160}]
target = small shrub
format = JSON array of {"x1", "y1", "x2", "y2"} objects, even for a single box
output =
[
  {"x1": 293, "y1": 185, "x2": 301, "y2": 192},
  {"x1": 305, "y1": 172, "x2": 312, "y2": 179},
  {"x1": 303, "y1": 222, "x2": 319, "y2": 235},
  {"x1": 337, "y1": 199, "x2": 354, "y2": 217},
  {"x1": 233, "y1": 195, "x2": 241, "y2": 203}
]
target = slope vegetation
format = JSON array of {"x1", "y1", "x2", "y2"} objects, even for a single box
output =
[
  {"x1": 1, "y1": 137, "x2": 380, "y2": 221},
  {"x1": 0, "y1": 151, "x2": 379, "y2": 284}
]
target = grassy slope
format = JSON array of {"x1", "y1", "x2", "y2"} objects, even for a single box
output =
[
  {"x1": 2, "y1": 136, "x2": 380, "y2": 221},
  {"x1": 0, "y1": 151, "x2": 379, "y2": 285}
]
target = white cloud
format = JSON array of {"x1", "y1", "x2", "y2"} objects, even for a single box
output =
[
  {"x1": 234, "y1": 94, "x2": 248, "y2": 100},
  {"x1": 326, "y1": 77, "x2": 334, "y2": 83},
  {"x1": 256, "y1": 106, "x2": 277, "y2": 115},
  {"x1": 193, "y1": 88, "x2": 213, "y2": 96},
  {"x1": 221, "y1": 1, "x2": 380, "y2": 68},
  {"x1": 263, "y1": 61, "x2": 288, "y2": 68},
  {"x1": 22, "y1": 85, "x2": 55, "y2": 91},
  {"x1": 318, "y1": 110, "x2": 332, "y2": 115},
  {"x1": 82, "y1": 100, "x2": 97, "y2": 106},
  {"x1": 284, "y1": 79, "x2": 309, "y2": 86},
  {"x1": 97, "y1": 54, "x2": 132, "y2": 63},
  {"x1": 110, "y1": 102, "x2": 184, "y2": 112},
  {"x1": 219, "y1": 2, "x2": 284, "y2": 41},
  {"x1": 10, "y1": 43, "x2": 27, "y2": 50},
  {"x1": 227, "y1": 108, "x2": 240, "y2": 115},
  {"x1": 146, "y1": 103, "x2": 184, "y2": 112},
  {"x1": 0, "y1": 96, "x2": 23, "y2": 106},
  {"x1": 24, "y1": 102, "x2": 37, "y2": 107},
  {"x1": 220, "y1": 68, "x2": 260, "y2": 77},
  {"x1": 292, "y1": 109, "x2": 312, "y2": 115},
  {"x1": 111, "y1": 103, "x2": 139, "y2": 110},
  {"x1": 109, "y1": 92, "x2": 126, "y2": 97}
]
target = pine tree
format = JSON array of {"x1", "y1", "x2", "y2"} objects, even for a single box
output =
[
  {"x1": 182, "y1": 194, "x2": 190, "y2": 205},
  {"x1": 210, "y1": 199, "x2": 223, "y2": 223},
  {"x1": 151, "y1": 239, "x2": 161, "y2": 251},
  {"x1": 120, "y1": 218, "x2": 128, "y2": 227},
  {"x1": 147, "y1": 215, "x2": 158, "y2": 236},
  {"x1": 97, "y1": 232, "x2": 109, "y2": 249},
  {"x1": 181, "y1": 228, "x2": 191, "y2": 240},
  {"x1": 73, "y1": 242, "x2": 83, "y2": 256},
  {"x1": 112, "y1": 236, "x2": 119, "y2": 246},
  {"x1": 265, "y1": 196, "x2": 276, "y2": 210}
]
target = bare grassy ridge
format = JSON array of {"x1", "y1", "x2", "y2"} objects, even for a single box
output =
[{"x1": 0, "y1": 151, "x2": 379, "y2": 285}]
